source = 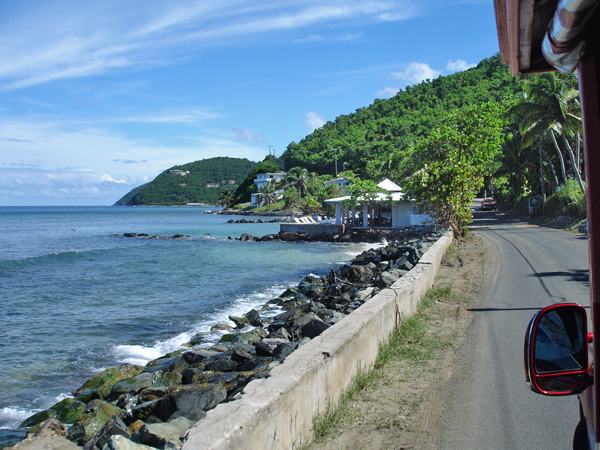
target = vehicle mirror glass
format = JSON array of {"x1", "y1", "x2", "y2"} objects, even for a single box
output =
[
  {"x1": 536, "y1": 374, "x2": 587, "y2": 392},
  {"x1": 534, "y1": 308, "x2": 586, "y2": 374}
]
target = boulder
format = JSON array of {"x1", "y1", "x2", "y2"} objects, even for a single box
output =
[
  {"x1": 105, "y1": 435, "x2": 155, "y2": 450},
  {"x1": 182, "y1": 349, "x2": 221, "y2": 365},
  {"x1": 210, "y1": 324, "x2": 233, "y2": 332},
  {"x1": 9, "y1": 435, "x2": 81, "y2": 450},
  {"x1": 83, "y1": 416, "x2": 130, "y2": 450},
  {"x1": 67, "y1": 400, "x2": 123, "y2": 445},
  {"x1": 347, "y1": 264, "x2": 374, "y2": 283},
  {"x1": 244, "y1": 309, "x2": 263, "y2": 327},
  {"x1": 379, "y1": 270, "x2": 401, "y2": 288},
  {"x1": 231, "y1": 332, "x2": 262, "y2": 346},
  {"x1": 300, "y1": 318, "x2": 330, "y2": 339},
  {"x1": 228, "y1": 315, "x2": 248, "y2": 329},
  {"x1": 20, "y1": 398, "x2": 86, "y2": 429},
  {"x1": 74, "y1": 364, "x2": 143, "y2": 401},
  {"x1": 130, "y1": 400, "x2": 161, "y2": 423},
  {"x1": 202, "y1": 354, "x2": 239, "y2": 372},
  {"x1": 278, "y1": 231, "x2": 298, "y2": 241},
  {"x1": 26, "y1": 419, "x2": 67, "y2": 439},
  {"x1": 158, "y1": 384, "x2": 227, "y2": 421},
  {"x1": 255, "y1": 338, "x2": 289, "y2": 357},
  {"x1": 273, "y1": 303, "x2": 311, "y2": 325},
  {"x1": 143, "y1": 357, "x2": 188, "y2": 375},
  {"x1": 135, "y1": 416, "x2": 195, "y2": 448},
  {"x1": 109, "y1": 373, "x2": 154, "y2": 400},
  {"x1": 355, "y1": 287, "x2": 376, "y2": 301}
]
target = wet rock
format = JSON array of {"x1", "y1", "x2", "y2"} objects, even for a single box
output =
[
  {"x1": 109, "y1": 373, "x2": 154, "y2": 400},
  {"x1": 83, "y1": 416, "x2": 130, "y2": 450},
  {"x1": 74, "y1": 364, "x2": 143, "y2": 402},
  {"x1": 228, "y1": 315, "x2": 248, "y2": 329},
  {"x1": 144, "y1": 357, "x2": 188, "y2": 375},
  {"x1": 244, "y1": 309, "x2": 263, "y2": 327},
  {"x1": 67, "y1": 400, "x2": 123, "y2": 445},
  {"x1": 20, "y1": 398, "x2": 86, "y2": 429},
  {"x1": 210, "y1": 324, "x2": 233, "y2": 332}
]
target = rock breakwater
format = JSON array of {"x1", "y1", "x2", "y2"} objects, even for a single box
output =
[{"x1": 13, "y1": 227, "x2": 445, "y2": 450}]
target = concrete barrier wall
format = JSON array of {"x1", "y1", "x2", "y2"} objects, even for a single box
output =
[
  {"x1": 182, "y1": 230, "x2": 453, "y2": 450},
  {"x1": 280, "y1": 223, "x2": 346, "y2": 234}
]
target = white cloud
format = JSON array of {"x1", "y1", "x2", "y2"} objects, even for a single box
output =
[
  {"x1": 0, "y1": 1, "x2": 422, "y2": 91},
  {"x1": 375, "y1": 86, "x2": 399, "y2": 98},
  {"x1": 232, "y1": 127, "x2": 266, "y2": 142},
  {"x1": 446, "y1": 59, "x2": 476, "y2": 72},
  {"x1": 0, "y1": 116, "x2": 266, "y2": 205},
  {"x1": 305, "y1": 111, "x2": 326, "y2": 131},
  {"x1": 391, "y1": 62, "x2": 441, "y2": 85}
]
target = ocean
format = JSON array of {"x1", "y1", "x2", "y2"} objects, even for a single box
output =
[{"x1": 0, "y1": 206, "x2": 370, "y2": 432}]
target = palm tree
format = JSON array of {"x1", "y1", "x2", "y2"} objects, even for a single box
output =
[
  {"x1": 219, "y1": 189, "x2": 233, "y2": 208},
  {"x1": 284, "y1": 167, "x2": 309, "y2": 199},
  {"x1": 511, "y1": 72, "x2": 585, "y2": 193},
  {"x1": 259, "y1": 182, "x2": 277, "y2": 210}
]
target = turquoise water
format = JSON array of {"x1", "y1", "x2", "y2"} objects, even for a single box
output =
[{"x1": 0, "y1": 206, "x2": 368, "y2": 430}]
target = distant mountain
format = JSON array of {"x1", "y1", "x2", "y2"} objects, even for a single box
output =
[{"x1": 114, "y1": 157, "x2": 257, "y2": 206}]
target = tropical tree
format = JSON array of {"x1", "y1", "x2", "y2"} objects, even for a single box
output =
[
  {"x1": 404, "y1": 102, "x2": 506, "y2": 236},
  {"x1": 219, "y1": 189, "x2": 233, "y2": 208},
  {"x1": 284, "y1": 167, "x2": 309, "y2": 199},
  {"x1": 511, "y1": 72, "x2": 585, "y2": 193},
  {"x1": 342, "y1": 174, "x2": 389, "y2": 228},
  {"x1": 258, "y1": 182, "x2": 277, "y2": 210}
]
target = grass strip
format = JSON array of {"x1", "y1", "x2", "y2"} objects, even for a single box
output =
[{"x1": 306, "y1": 284, "x2": 466, "y2": 447}]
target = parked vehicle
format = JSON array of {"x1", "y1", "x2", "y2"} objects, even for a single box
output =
[{"x1": 481, "y1": 198, "x2": 497, "y2": 211}]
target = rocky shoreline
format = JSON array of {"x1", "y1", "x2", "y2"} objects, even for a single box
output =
[{"x1": 9, "y1": 226, "x2": 445, "y2": 450}]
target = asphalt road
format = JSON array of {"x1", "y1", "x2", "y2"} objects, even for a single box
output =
[{"x1": 422, "y1": 202, "x2": 590, "y2": 450}]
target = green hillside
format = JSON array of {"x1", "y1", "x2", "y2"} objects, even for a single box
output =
[
  {"x1": 115, "y1": 157, "x2": 257, "y2": 206},
  {"x1": 281, "y1": 54, "x2": 519, "y2": 177}
]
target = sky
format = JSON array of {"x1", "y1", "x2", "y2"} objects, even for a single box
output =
[{"x1": 0, "y1": 0, "x2": 500, "y2": 206}]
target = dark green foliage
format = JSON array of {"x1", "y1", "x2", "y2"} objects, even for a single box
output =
[
  {"x1": 232, "y1": 158, "x2": 281, "y2": 204},
  {"x1": 120, "y1": 157, "x2": 257, "y2": 206},
  {"x1": 281, "y1": 54, "x2": 519, "y2": 177},
  {"x1": 113, "y1": 183, "x2": 148, "y2": 206}
]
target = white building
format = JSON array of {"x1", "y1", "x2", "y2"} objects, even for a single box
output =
[
  {"x1": 324, "y1": 178, "x2": 434, "y2": 228},
  {"x1": 254, "y1": 172, "x2": 285, "y2": 190}
]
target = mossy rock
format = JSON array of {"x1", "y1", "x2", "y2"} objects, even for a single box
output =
[
  {"x1": 219, "y1": 334, "x2": 236, "y2": 343},
  {"x1": 66, "y1": 400, "x2": 123, "y2": 445},
  {"x1": 19, "y1": 398, "x2": 86, "y2": 429},
  {"x1": 74, "y1": 364, "x2": 143, "y2": 400},
  {"x1": 109, "y1": 373, "x2": 153, "y2": 400},
  {"x1": 19, "y1": 409, "x2": 56, "y2": 429}
]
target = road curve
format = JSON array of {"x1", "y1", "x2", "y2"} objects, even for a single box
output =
[{"x1": 421, "y1": 203, "x2": 589, "y2": 450}]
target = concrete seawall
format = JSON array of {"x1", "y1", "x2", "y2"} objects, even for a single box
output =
[{"x1": 182, "y1": 230, "x2": 453, "y2": 450}]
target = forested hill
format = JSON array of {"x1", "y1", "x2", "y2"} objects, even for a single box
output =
[
  {"x1": 281, "y1": 54, "x2": 520, "y2": 177},
  {"x1": 114, "y1": 157, "x2": 257, "y2": 206}
]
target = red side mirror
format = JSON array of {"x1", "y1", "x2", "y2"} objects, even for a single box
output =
[{"x1": 524, "y1": 303, "x2": 590, "y2": 395}]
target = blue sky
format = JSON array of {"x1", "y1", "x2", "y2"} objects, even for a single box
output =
[{"x1": 0, "y1": 0, "x2": 500, "y2": 206}]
